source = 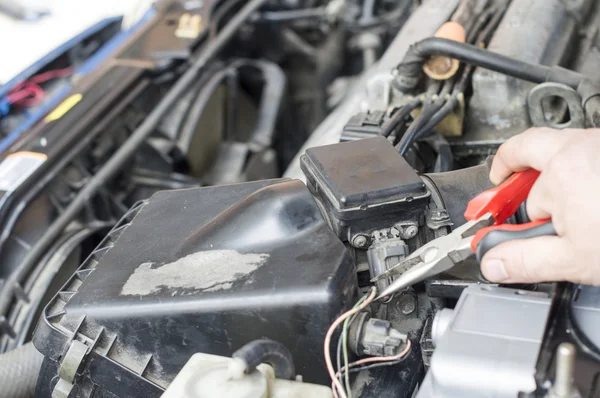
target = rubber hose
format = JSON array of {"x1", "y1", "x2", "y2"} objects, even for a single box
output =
[
  {"x1": 232, "y1": 339, "x2": 296, "y2": 380},
  {"x1": 394, "y1": 38, "x2": 583, "y2": 92},
  {"x1": 232, "y1": 59, "x2": 286, "y2": 152},
  {"x1": 179, "y1": 67, "x2": 237, "y2": 151},
  {"x1": 425, "y1": 158, "x2": 494, "y2": 226},
  {"x1": 0, "y1": 342, "x2": 43, "y2": 398}
]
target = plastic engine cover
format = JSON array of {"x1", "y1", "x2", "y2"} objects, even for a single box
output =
[{"x1": 33, "y1": 179, "x2": 356, "y2": 397}]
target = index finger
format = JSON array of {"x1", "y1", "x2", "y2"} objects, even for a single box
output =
[{"x1": 490, "y1": 128, "x2": 576, "y2": 185}]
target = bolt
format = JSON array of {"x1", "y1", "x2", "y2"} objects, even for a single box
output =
[
  {"x1": 395, "y1": 224, "x2": 419, "y2": 239},
  {"x1": 397, "y1": 294, "x2": 416, "y2": 315},
  {"x1": 352, "y1": 235, "x2": 368, "y2": 248},
  {"x1": 403, "y1": 225, "x2": 418, "y2": 239},
  {"x1": 548, "y1": 343, "x2": 580, "y2": 398}
]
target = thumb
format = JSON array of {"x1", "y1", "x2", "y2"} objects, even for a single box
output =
[{"x1": 480, "y1": 236, "x2": 571, "y2": 283}]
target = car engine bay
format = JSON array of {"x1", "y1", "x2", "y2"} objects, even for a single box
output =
[{"x1": 1, "y1": 0, "x2": 600, "y2": 397}]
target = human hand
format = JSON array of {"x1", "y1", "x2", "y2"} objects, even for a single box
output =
[{"x1": 481, "y1": 127, "x2": 600, "y2": 285}]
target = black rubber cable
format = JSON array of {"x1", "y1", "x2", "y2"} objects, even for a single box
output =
[
  {"x1": 407, "y1": 94, "x2": 460, "y2": 151},
  {"x1": 0, "y1": 0, "x2": 269, "y2": 328},
  {"x1": 395, "y1": 101, "x2": 442, "y2": 152},
  {"x1": 397, "y1": 6, "x2": 505, "y2": 156},
  {"x1": 396, "y1": 79, "x2": 453, "y2": 152},
  {"x1": 394, "y1": 38, "x2": 583, "y2": 92},
  {"x1": 379, "y1": 97, "x2": 422, "y2": 138},
  {"x1": 465, "y1": 7, "x2": 495, "y2": 44}
]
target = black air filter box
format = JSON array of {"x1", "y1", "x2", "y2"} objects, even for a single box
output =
[
  {"x1": 33, "y1": 179, "x2": 356, "y2": 397},
  {"x1": 301, "y1": 136, "x2": 430, "y2": 242}
]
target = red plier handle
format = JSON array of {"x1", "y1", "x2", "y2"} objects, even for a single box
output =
[{"x1": 463, "y1": 169, "x2": 557, "y2": 261}]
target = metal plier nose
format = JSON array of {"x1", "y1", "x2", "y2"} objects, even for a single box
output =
[{"x1": 372, "y1": 169, "x2": 557, "y2": 300}]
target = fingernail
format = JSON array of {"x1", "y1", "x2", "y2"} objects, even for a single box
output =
[{"x1": 481, "y1": 258, "x2": 509, "y2": 282}]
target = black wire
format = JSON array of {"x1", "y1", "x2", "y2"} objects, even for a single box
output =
[
  {"x1": 455, "y1": 7, "x2": 504, "y2": 94},
  {"x1": 396, "y1": 79, "x2": 453, "y2": 153},
  {"x1": 413, "y1": 94, "x2": 459, "y2": 143},
  {"x1": 465, "y1": 7, "x2": 495, "y2": 44},
  {"x1": 397, "y1": 6, "x2": 503, "y2": 156},
  {"x1": 395, "y1": 101, "x2": 441, "y2": 152},
  {"x1": 380, "y1": 97, "x2": 422, "y2": 138}
]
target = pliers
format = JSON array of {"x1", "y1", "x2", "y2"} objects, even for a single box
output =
[{"x1": 373, "y1": 169, "x2": 557, "y2": 300}]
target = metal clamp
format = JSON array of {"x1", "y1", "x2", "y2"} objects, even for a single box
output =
[{"x1": 528, "y1": 82, "x2": 585, "y2": 129}]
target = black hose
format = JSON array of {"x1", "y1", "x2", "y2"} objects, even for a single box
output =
[
  {"x1": 179, "y1": 58, "x2": 285, "y2": 153},
  {"x1": 0, "y1": 0, "x2": 269, "y2": 333},
  {"x1": 0, "y1": 342, "x2": 43, "y2": 398},
  {"x1": 232, "y1": 339, "x2": 296, "y2": 380},
  {"x1": 179, "y1": 67, "x2": 237, "y2": 151},
  {"x1": 394, "y1": 37, "x2": 583, "y2": 93},
  {"x1": 232, "y1": 59, "x2": 286, "y2": 152}
]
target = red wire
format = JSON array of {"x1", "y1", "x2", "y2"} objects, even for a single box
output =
[
  {"x1": 6, "y1": 67, "x2": 73, "y2": 107},
  {"x1": 7, "y1": 81, "x2": 45, "y2": 106},
  {"x1": 29, "y1": 67, "x2": 73, "y2": 84}
]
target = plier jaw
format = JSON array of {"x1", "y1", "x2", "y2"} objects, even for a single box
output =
[
  {"x1": 372, "y1": 213, "x2": 493, "y2": 300},
  {"x1": 373, "y1": 169, "x2": 556, "y2": 300}
]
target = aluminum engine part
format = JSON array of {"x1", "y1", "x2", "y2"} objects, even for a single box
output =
[
  {"x1": 457, "y1": 0, "x2": 579, "y2": 155},
  {"x1": 571, "y1": 285, "x2": 600, "y2": 350},
  {"x1": 417, "y1": 285, "x2": 552, "y2": 398}
]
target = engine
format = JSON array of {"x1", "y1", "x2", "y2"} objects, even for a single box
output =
[{"x1": 1, "y1": 0, "x2": 600, "y2": 397}]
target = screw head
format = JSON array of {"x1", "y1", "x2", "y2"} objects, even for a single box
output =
[
  {"x1": 403, "y1": 225, "x2": 418, "y2": 239},
  {"x1": 352, "y1": 235, "x2": 368, "y2": 248}
]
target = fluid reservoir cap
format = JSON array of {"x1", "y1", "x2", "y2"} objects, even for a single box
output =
[{"x1": 162, "y1": 353, "x2": 269, "y2": 398}]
